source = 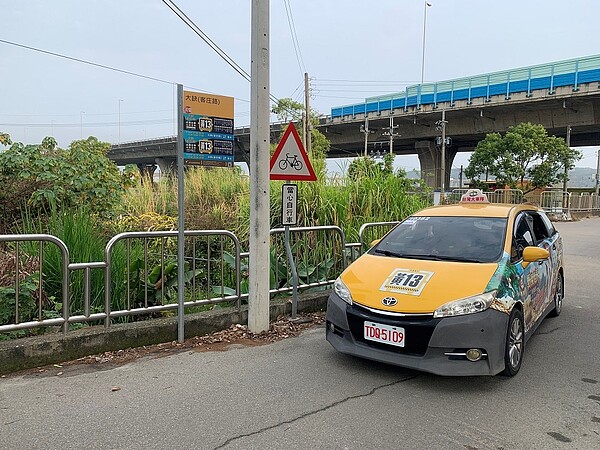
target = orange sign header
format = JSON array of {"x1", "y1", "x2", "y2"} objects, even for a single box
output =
[{"x1": 183, "y1": 90, "x2": 234, "y2": 119}]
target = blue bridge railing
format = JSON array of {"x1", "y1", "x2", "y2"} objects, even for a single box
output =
[{"x1": 331, "y1": 55, "x2": 600, "y2": 119}]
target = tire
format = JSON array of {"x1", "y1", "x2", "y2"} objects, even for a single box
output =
[
  {"x1": 502, "y1": 308, "x2": 524, "y2": 377},
  {"x1": 548, "y1": 271, "x2": 564, "y2": 318},
  {"x1": 278, "y1": 160, "x2": 288, "y2": 170}
]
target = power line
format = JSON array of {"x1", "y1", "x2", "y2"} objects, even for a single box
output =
[
  {"x1": 161, "y1": 0, "x2": 284, "y2": 108},
  {"x1": 283, "y1": 0, "x2": 306, "y2": 77},
  {"x1": 0, "y1": 109, "x2": 174, "y2": 118},
  {"x1": 161, "y1": 0, "x2": 251, "y2": 82},
  {"x1": 314, "y1": 78, "x2": 423, "y2": 84},
  {"x1": 0, "y1": 38, "x2": 249, "y2": 104},
  {"x1": 0, "y1": 38, "x2": 174, "y2": 86},
  {"x1": 0, "y1": 119, "x2": 174, "y2": 128}
]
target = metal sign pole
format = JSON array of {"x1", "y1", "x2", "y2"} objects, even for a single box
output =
[
  {"x1": 176, "y1": 83, "x2": 185, "y2": 343},
  {"x1": 283, "y1": 182, "x2": 299, "y2": 318}
]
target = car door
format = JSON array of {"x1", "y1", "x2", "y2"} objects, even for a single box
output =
[
  {"x1": 511, "y1": 212, "x2": 543, "y2": 333},
  {"x1": 529, "y1": 211, "x2": 560, "y2": 315}
]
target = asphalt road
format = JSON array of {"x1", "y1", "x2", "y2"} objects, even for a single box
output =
[{"x1": 1, "y1": 218, "x2": 599, "y2": 450}]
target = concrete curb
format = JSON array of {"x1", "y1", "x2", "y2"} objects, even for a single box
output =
[{"x1": 0, "y1": 291, "x2": 330, "y2": 375}]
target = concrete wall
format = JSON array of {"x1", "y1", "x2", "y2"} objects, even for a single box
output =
[{"x1": 0, "y1": 292, "x2": 329, "y2": 375}]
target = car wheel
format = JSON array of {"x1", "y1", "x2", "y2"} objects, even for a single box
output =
[
  {"x1": 502, "y1": 308, "x2": 524, "y2": 377},
  {"x1": 548, "y1": 271, "x2": 564, "y2": 318}
]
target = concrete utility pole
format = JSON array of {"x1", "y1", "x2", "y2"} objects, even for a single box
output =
[
  {"x1": 441, "y1": 110, "x2": 446, "y2": 193},
  {"x1": 304, "y1": 72, "x2": 311, "y2": 156},
  {"x1": 382, "y1": 117, "x2": 400, "y2": 154},
  {"x1": 435, "y1": 110, "x2": 448, "y2": 192},
  {"x1": 563, "y1": 125, "x2": 571, "y2": 194},
  {"x1": 248, "y1": 0, "x2": 270, "y2": 333},
  {"x1": 360, "y1": 118, "x2": 371, "y2": 157}
]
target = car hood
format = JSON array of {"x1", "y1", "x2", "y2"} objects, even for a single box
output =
[{"x1": 341, "y1": 254, "x2": 499, "y2": 314}]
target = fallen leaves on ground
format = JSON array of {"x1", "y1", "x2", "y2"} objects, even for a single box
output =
[{"x1": 68, "y1": 311, "x2": 326, "y2": 368}]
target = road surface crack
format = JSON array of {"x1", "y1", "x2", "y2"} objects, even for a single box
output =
[{"x1": 213, "y1": 374, "x2": 420, "y2": 449}]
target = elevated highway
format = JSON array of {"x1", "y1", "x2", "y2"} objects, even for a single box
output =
[{"x1": 109, "y1": 55, "x2": 600, "y2": 187}]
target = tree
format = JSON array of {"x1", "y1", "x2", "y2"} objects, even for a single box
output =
[
  {"x1": 465, "y1": 122, "x2": 582, "y2": 192},
  {"x1": 0, "y1": 134, "x2": 128, "y2": 221},
  {"x1": 271, "y1": 98, "x2": 304, "y2": 123}
]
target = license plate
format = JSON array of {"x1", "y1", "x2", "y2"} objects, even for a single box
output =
[{"x1": 364, "y1": 321, "x2": 405, "y2": 347}]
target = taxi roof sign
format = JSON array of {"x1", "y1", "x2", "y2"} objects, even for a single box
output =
[
  {"x1": 269, "y1": 122, "x2": 317, "y2": 181},
  {"x1": 459, "y1": 189, "x2": 490, "y2": 204}
]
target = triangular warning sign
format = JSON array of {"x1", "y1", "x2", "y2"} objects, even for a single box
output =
[{"x1": 269, "y1": 122, "x2": 317, "y2": 181}]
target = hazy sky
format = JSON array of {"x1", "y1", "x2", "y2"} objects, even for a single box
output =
[{"x1": 1, "y1": 0, "x2": 599, "y2": 172}]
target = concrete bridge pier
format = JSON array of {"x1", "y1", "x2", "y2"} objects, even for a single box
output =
[
  {"x1": 415, "y1": 141, "x2": 458, "y2": 190},
  {"x1": 136, "y1": 163, "x2": 157, "y2": 181},
  {"x1": 155, "y1": 157, "x2": 176, "y2": 176}
]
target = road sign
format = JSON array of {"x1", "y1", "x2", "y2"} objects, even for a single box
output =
[
  {"x1": 282, "y1": 183, "x2": 298, "y2": 226},
  {"x1": 270, "y1": 122, "x2": 316, "y2": 181},
  {"x1": 182, "y1": 91, "x2": 234, "y2": 168}
]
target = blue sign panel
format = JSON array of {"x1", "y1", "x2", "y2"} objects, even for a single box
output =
[{"x1": 182, "y1": 113, "x2": 234, "y2": 164}]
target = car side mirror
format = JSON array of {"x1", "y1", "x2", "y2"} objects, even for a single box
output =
[
  {"x1": 521, "y1": 246, "x2": 550, "y2": 268},
  {"x1": 370, "y1": 239, "x2": 381, "y2": 248}
]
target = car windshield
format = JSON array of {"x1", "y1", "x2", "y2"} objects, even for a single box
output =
[{"x1": 371, "y1": 216, "x2": 507, "y2": 263}]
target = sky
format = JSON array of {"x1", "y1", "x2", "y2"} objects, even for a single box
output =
[{"x1": 1, "y1": 0, "x2": 599, "y2": 174}]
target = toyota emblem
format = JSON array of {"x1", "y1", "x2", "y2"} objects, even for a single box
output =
[{"x1": 382, "y1": 297, "x2": 397, "y2": 306}]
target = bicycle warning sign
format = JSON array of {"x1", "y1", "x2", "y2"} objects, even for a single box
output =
[{"x1": 269, "y1": 122, "x2": 317, "y2": 181}]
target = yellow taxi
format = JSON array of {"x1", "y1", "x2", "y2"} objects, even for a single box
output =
[{"x1": 326, "y1": 190, "x2": 564, "y2": 376}]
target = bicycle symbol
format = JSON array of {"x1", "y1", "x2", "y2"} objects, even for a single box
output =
[{"x1": 278, "y1": 153, "x2": 303, "y2": 171}]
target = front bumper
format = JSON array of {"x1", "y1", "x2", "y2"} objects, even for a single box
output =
[{"x1": 326, "y1": 292, "x2": 509, "y2": 376}]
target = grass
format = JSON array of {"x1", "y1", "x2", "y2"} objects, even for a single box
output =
[
  {"x1": 20, "y1": 207, "x2": 140, "y2": 319},
  {"x1": 119, "y1": 165, "x2": 430, "y2": 248},
  {"x1": 3, "y1": 162, "x2": 430, "y2": 335}
]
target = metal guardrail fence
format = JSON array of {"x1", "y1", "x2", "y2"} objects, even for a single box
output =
[
  {"x1": 0, "y1": 234, "x2": 70, "y2": 334},
  {"x1": 1, "y1": 190, "x2": 597, "y2": 336},
  {"x1": 269, "y1": 226, "x2": 346, "y2": 296},
  {"x1": 0, "y1": 224, "x2": 399, "y2": 335}
]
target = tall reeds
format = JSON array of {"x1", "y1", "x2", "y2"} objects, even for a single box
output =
[{"x1": 120, "y1": 166, "x2": 429, "y2": 249}]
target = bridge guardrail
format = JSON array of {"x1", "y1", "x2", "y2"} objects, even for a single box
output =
[{"x1": 331, "y1": 54, "x2": 600, "y2": 118}]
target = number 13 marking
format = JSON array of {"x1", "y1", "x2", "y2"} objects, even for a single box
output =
[{"x1": 404, "y1": 274, "x2": 424, "y2": 287}]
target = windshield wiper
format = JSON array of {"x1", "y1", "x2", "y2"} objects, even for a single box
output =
[
  {"x1": 374, "y1": 250, "x2": 442, "y2": 260},
  {"x1": 413, "y1": 254, "x2": 485, "y2": 263},
  {"x1": 373, "y1": 250, "x2": 484, "y2": 263},
  {"x1": 409, "y1": 254, "x2": 443, "y2": 261},
  {"x1": 374, "y1": 249, "x2": 406, "y2": 258},
  {"x1": 447, "y1": 256, "x2": 485, "y2": 263}
]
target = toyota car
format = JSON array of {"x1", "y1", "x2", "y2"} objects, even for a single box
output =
[{"x1": 326, "y1": 190, "x2": 564, "y2": 376}]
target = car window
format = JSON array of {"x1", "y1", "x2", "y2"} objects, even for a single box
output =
[
  {"x1": 371, "y1": 216, "x2": 506, "y2": 263},
  {"x1": 512, "y1": 213, "x2": 534, "y2": 261},
  {"x1": 530, "y1": 212, "x2": 552, "y2": 243},
  {"x1": 538, "y1": 211, "x2": 556, "y2": 237}
]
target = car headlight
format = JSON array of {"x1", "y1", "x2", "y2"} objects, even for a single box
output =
[
  {"x1": 334, "y1": 277, "x2": 353, "y2": 305},
  {"x1": 433, "y1": 290, "x2": 497, "y2": 318}
]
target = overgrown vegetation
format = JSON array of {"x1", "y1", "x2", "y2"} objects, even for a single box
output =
[{"x1": 0, "y1": 118, "x2": 430, "y2": 336}]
